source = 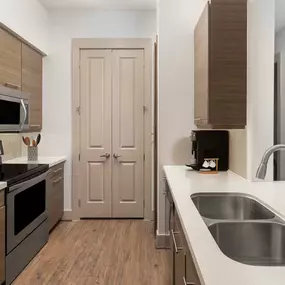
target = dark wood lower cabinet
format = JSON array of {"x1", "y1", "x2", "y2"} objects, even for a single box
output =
[
  {"x1": 47, "y1": 163, "x2": 64, "y2": 231},
  {"x1": 167, "y1": 188, "x2": 201, "y2": 285}
]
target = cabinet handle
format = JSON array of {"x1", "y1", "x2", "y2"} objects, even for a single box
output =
[
  {"x1": 171, "y1": 230, "x2": 183, "y2": 254},
  {"x1": 19, "y1": 99, "x2": 27, "y2": 132},
  {"x1": 183, "y1": 277, "x2": 195, "y2": 285},
  {"x1": 53, "y1": 177, "x2": 63, "y2": 184},
  {"x1": 4, "y1": 82, "x2": 20, "y2": 89},
  {"x1": 54, "y1": 168, "x2": 63, "y2": 175}
]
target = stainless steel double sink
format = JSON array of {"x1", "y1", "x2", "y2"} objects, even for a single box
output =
[{"x1": 191, "y1": 193, "x2": 285, "y2": 266}]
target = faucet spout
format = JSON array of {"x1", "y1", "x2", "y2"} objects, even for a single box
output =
[{"x1": 256, "y1": 144, "x2": 285, "y2": 179}]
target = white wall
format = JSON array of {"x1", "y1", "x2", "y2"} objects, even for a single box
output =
[
  {"x1": 42, "y1": 9, "x2": 157, "y2": 210},
  {"x1": 275, "y1": 27, "x2": 285, "y2": 179},
  {"x1": 157, "y1": 0, "x2": 205, "y2": 234},
  {"x1": 0, "y1": 0, "x2": 49, "y2": 54},
  {"x1": 247, "y1": 0, "x2": 275, "y2": 181}
]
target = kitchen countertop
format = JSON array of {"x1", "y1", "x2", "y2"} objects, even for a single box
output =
[
  {"x1": 164, "y1": 165, "x2": 285, "y2": 285},
  {"x1": 4, "y1": 156, "x2": 66, "y2": 168},
  {"x1": 0, "y1": 182, "x2": 7, "y2": 191}
]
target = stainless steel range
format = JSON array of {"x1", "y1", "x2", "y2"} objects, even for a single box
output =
[{"x1": 0, "y1": 163, "x2": 49, "y2": 284}]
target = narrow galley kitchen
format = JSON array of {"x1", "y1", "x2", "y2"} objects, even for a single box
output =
[{"x1": 0, "y1": 0, "x2": 171, "y2": 284}]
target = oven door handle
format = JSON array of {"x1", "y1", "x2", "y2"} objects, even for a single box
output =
[
  {"x1": 19, "y1": 99, "x2": 27, "y2": 132},
  {"x1": 9, "y1": 171, "x2": 48, "y2": 193}
]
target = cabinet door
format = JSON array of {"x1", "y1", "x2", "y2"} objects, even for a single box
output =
[
  {"x1": 0, "y1": 28, "x2": 21, "y2": 89},
  {"x1": 209, "y1": 0, "x2": 247, "y2": 127},
  {"x1": 168, "y1": 197, "x2": 174, "y2": 285},
  {"x1": 47, "y1": 164, "x2": 64, "y2": 231},
  {"x1": 174, "y1": 213, "x2": 186, "y2": 285},
  {"x1": 194, "y1": 2, "x2": 209, "y2": 126},
  {"x1": 178, "y1": 213, "x2": 201, "y2": 285},
  {"x1": 185, "y1": 248, "x2": 201, "y2": 285},
  {"x1": 22, "y1": 43, "x2": 43, "y2": 131}
]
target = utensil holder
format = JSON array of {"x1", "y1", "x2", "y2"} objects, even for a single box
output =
[{"x1": 27, "y1": 146, "x2": 38, "y2": 161}]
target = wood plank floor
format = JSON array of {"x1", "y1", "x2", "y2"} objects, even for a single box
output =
[{"x1": 13, "y1": 220, "x2": 170, "y2": 285}]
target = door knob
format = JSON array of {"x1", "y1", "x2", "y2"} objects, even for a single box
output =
[
  {"x1": 100, "y1": 153, "x2": 110, "y2": 159},
  {"x1": 113, "y1": 153, "x2": 122, "y2": 159}
]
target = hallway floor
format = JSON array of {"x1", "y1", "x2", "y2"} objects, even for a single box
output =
[{"x1": 13, "y1": 220, "x2": 170, "y2": 285}]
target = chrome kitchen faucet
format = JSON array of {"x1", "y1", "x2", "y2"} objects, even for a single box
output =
[{"x1": 256, "y1": 144, "x2": 285, "y2": 179}]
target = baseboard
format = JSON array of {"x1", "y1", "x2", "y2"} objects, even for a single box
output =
[
  {"x1": 155, "y1": 230, "x2": 170, "y2": 249},
  {"x1": 62, "y1": 210, "x2": 73, "y2": 221}
]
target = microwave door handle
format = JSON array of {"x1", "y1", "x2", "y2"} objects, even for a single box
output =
[{"x1": 19, "y1": 99, "x2": 27, "y2": 131}]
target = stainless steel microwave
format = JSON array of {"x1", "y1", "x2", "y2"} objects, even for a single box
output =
[{"x1": 0, "y1": 86, "x2": 29, "y2": 132}]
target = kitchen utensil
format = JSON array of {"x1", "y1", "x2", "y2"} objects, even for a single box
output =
[
  {"x1": 22, "y1": 136, "x2": 27, "y2": 145},
  {"x1": 32, "y1": 140, "x2": 37, "y2": 147},
  {"x1": 24, "y1": 137, "x2": 30, "y2": 147},
  {"x1": 36, "y1": 134, "x2": 41, "y2": 146}
]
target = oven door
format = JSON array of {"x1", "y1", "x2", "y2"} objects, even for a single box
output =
[
  {"x1": 0, "y1": 94, "x2": 29, "y2": 132},
  {"x1": 6, "y1": 171, "x2": 47, "y2": 254}
]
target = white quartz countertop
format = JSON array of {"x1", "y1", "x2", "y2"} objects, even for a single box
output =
[
  {"x1": 164, "y1": 165, "x2": 285, "y2": 285},
  {"x1": 4, "y1": 156, "x2": 66, "y2": 168},
  {"x1": 0, "y1": 182, "x2": 7, "y2": 191}
]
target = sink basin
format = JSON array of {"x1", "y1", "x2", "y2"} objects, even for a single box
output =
[
  {"x1": 209, "y1": 222, "x2": 285, "y2": 266},
  {"x1": 191, "y1": 193, "x2": 275, "y2": 220}
]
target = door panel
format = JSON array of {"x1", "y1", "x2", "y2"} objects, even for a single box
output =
[
  {"x1": 79, "y1": 49, "x2": 112, "y2": 218},
  {"x1": 112, "y1": 49, "x2": 144, "y2": 218},
  {"x1": 119, "y1": 162, "x2": 136, "y2": 201},
  {"x1": 88, "y1": 163, "x2": 105, "y2": 201}
]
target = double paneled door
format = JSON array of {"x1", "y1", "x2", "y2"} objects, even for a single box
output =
[{"x1": 79, "y1": 49, "x2": 144, "y2": 218}]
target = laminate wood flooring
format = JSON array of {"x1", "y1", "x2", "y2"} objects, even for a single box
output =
[{"x1": 13, "y1": 220, "x2": 170, "y2": 285}]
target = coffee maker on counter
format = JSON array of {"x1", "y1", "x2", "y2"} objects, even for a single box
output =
[{"x1": 188, "y1": 130, "x2": 229, "y2": 171}]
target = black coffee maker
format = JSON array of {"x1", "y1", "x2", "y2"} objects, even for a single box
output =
[{"x1": 189, "y1": 130, "x2": 229, "y2": 171}]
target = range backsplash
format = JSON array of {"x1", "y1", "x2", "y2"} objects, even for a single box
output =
[{"x1": 0, "y1": 133, "x2": 40, "y2": 161}]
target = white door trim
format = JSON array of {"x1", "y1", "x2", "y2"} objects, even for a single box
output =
[{"x1": 72, "y1": 38, "x2": 153, "y2": 220}]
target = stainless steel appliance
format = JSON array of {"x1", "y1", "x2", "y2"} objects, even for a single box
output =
[
  {"x1": 0, "y1": 164, "x2": 49, "y2": 285},
  {"x1": 0, "y1": 190, "x2": 5, "y2": 285},
  {"x1": 0, "y1": 86, "x2": 29, "y2": 132}
]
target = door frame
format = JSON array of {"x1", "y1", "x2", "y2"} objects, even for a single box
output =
[{"x1": 71, "y1": 38, "x2": 153, "y2": 220}]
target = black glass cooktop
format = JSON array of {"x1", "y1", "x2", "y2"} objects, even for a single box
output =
[{"x1": 0, "y1": 164, "x2": 49, "y2": 187}]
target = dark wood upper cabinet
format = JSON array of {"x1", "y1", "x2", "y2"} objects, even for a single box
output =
[
  {"x1": 194, "y1": 0, "x2": 247, "y2": 129},
  {"x1": 22, "y1": 43, "x2": 43, "y2": 131},
  {"x1": 0, "y1": 28, "x2": 22, "y2": 90}
]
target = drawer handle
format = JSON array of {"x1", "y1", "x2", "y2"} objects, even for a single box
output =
[
  {"x1": 54, "y1": 168, "x2": 63, "y2": 175},
  {"x1": 183, "y1": 277, "x2": 195, "y2": 285},
  {"x1": 4, "y1": 82, "x2": 20, "y2": 89},
  {"x1": 30, "y1": 125, "x2": 41, "y2": 128},
  {"x1": 53, "y1": 177, "x2": 63, "y2": 184},
  {"x1": 171, "y1": 230, "x2": 183, "y2": 254}
]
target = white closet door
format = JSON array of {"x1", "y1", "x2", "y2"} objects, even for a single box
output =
[
  {"x1": 79, "y1": 49, "x2": 112, "y2": 218},
  {"x1": 111, "y1": 49, "x2": 145, "y2": 218}
]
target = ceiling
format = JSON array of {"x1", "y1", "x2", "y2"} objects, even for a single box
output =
[
  {"x1": 39, "y1": 0, "x2": 157, "y2": 10},
  {"x1": 276, "y1": 0, "x2": 285, "y2": 33}
]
